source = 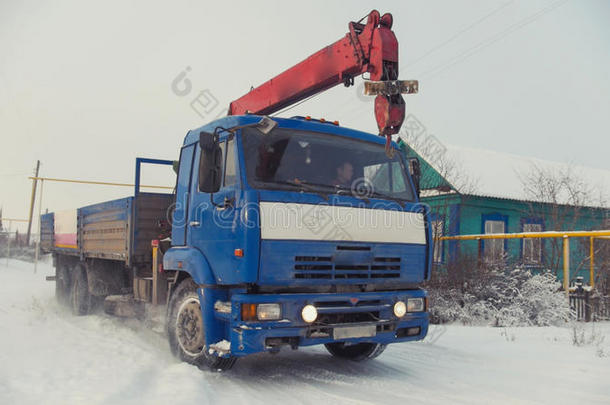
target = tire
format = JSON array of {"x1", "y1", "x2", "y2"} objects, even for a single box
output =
[
  {"x1": 71, "y1": 264, "x2": 91, "y2": 316},
  {"x1": 167, "y1": 278, "x2": 236, "y2": 371},
  {"x1": 324, "y1": 342, "x2": 387, "y2": 361},
  {"x1": 55, "y1": 261, "x2": 72, "y2": 307}
]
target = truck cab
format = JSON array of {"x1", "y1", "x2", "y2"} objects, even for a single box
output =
[{"x1": 163, "y1": 115, "x2": 432, "y2": 368}]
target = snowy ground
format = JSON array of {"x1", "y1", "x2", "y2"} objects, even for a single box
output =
[{"x1": 1, "y1": 259, "x2": 609, "y2": 405}]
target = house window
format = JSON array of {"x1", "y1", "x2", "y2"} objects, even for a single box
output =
[
  {"x1": 431, "y1": 218, "x2": 445, "y2": 263},
  {"x1": 523, "y1": 222, "x2": 542, "y2": 264},
  {"x1": 483, "y1": 218, "x2": 506, "y2": 261}
]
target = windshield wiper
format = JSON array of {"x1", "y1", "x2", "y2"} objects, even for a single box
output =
[
  {"x1": 289, "y1": 182, "x2": 371, "y2": 204},
  {"x1": 295, "y1": 181, "x2": 371, "y2": 204},
  {"x1": 330, "y1": 185, "x2": 370, "y2": 204},
  {"x1": 270, "y1": 180, "x2": 330, "y2": 201},
  {"x1": 367, "y1": 190, "x2": 407, "y2": 205}
]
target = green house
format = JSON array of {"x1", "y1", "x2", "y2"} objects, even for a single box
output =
[{"x1": 399, "y1": 140, "x2": 610, "y2": 286}]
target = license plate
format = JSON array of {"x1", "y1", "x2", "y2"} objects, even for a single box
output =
[{"x1": 333, "y1": 325, "x2": 376, "y2": 340}]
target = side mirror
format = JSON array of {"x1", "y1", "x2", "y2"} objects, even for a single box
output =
[
  {"x1": 409, "y1": 157, "x2": 421, "y2": 197},
  {"x1": 199, "y1": 131, "x2": 222, "y2": 193}
]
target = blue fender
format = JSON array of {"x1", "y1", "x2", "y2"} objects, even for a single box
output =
[{"x1": 163, "y1": 247, "x2": 216, "y2": 285}]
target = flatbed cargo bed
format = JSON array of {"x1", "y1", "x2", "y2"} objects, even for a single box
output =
[{"x1": 41, "y1": 193, "x2": 172, "y2": 266}]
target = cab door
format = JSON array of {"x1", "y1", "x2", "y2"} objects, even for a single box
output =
[
  {"x1": 187, "y1": 135, "x2": 240, "y2": 283},
  {"x1": 172, "y1": 144, "x2": 195, "y2": 246}
]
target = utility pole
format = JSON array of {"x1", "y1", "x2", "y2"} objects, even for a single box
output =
[
  {"x1": 34, "y1": 179, "x2": 44, "y2": 274},
  {"x1": 26, "y1": 160, "x2": 40, "y2": 245}
]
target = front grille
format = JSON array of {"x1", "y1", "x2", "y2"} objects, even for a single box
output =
[
  {"x1": 294, "y1": 248, "x2": 401, "y2": 280},
  {"x1": 316, "y1": 311, "x2": 380, "y2": 325},
  {"x1": 305, "y1": 298, "x2": 395, "y2": 338},
  {"x1": 316, "y1": 300, "x2": 382, "y2": 308},
  {"x1": 336, "y1": 245, "x2": 371, "y2": 251}
]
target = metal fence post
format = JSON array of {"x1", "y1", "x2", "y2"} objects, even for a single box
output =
[
  {"x1": 6, "y1": 221, "x2": 11, "y2": 267},
  {"x1": 585, "y1": 291, "x2": 592, "y2": 322},
  {"x1": 590, "y1": 236, "x2": 595, "y2": 289},
  {"x1": 563, "y1": 236, "x2": 570, "y2": 297}
]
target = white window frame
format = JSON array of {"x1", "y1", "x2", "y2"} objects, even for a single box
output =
[
  {"x1": 484, "y1": 219, "x2": 505, "y2": 262},
  {"x1": 522, "y1": 222, "x2": 542, "y2": 264},
  {"x1": 431, "y1": 219, "x2": 444, "y2": 263}
]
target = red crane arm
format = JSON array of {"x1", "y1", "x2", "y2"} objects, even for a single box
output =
[{"x1": 228, "y1": 10, "x2": 416, "y2": 139}]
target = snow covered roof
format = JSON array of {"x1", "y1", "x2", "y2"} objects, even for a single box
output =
[{"x1": 411, "y1": 143, "x2": 610, "y2": 208}]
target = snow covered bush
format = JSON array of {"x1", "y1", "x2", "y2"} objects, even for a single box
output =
[
  {"x1": 513, "y1": 272, "x2": 573, "y2": 326},
  {"x1": 427, "y1": 266, "x2": 573, "y2": 326}
]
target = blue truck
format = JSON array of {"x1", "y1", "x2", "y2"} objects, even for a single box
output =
[
  {"x1": 42, "y1": 10, "x2": 432, "y2": 370},
  {"x1": 42, "y1": 114, "x2": 432, "y2": 370}
]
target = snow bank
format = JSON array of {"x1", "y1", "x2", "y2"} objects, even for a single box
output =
[{"x1": 0, "y1": 259, "x2": 609, "y2": 404}]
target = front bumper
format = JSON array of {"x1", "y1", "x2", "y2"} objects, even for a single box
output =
[{"x1": 222, "y1": 290, "x2": 428, "y2": 357}]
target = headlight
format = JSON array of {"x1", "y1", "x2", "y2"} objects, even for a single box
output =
[
  {"x1": 393, "y1": 301, "x2": 407, "y2": 317},
  {"x1": 407, "y1": 298, "x2": 425, "y2": 312},
  {"x1": 256, "y1": 303, "x2": 281, "y2": 321},
  {"x1": 301, "y1": 304, "x2": 318, "y2": 323},
  {"x1": 241, "y1": 303, "x2": 281, "y2": 321}
]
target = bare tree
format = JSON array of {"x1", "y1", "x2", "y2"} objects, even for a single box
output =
[
  {"x1": 518, "y1": 163, "x2": 608, "y2": 277},
  {"x1": 518, "y1": 163, "x2": 604, "y2": 207}
]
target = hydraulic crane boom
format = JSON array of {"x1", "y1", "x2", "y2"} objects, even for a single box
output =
[{"x1": 228, "y1": 10, "x2": 417, "y2": 146}]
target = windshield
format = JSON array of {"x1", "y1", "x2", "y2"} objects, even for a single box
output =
[{"x1": 241, "y1": 128, "x2": 415, "y2": 201}]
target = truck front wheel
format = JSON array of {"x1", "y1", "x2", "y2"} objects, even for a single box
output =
[
  {"x1": 324, "y1": 342, "x2": 387, "y2": 361},
  {"x1": 167, "y1": 278, "x2": 236, "y2": 371}
]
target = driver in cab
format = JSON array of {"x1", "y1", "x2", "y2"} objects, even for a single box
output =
[{"x1": 332, "y1": 162, "x2": 353, "y2": 188}]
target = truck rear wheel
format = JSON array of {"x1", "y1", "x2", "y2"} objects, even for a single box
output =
[
  {"x1": 71, "y1": 264, "x2": 91, "y2": 315},
  {"x1": 167, "y1": 278, "x2": 236, "y2": 371},
  {"x1": 324, "y1": 342, "x2": 387, "y2": 361},
  {"x1": 55, "y1": 261, "x2": 72, "y2": 307}
]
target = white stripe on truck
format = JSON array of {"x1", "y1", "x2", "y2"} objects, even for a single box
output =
[{"x1": 259, "y1": 202, "x2": 426, "y2": 244}]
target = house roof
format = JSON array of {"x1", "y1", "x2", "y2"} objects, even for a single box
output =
[
  {"x1": 403, "y1": 142, "x2": 610, "y2": 208},
  {"x1": 398, "y1": 140, "x2": 455, "y2": 192}
]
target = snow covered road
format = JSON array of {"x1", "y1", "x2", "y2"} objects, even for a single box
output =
[{"x1": 1, "y1": 259, "x2": 609, "y2": 405}]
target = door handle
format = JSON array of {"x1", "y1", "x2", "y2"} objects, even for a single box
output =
[{"x1": 189, "y1": 221, "x2": 200, "y2": 227}]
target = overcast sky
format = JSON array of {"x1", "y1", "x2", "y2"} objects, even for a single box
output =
[{"x1": 1, "y1": 0, "x2": 609, "y2": 232}]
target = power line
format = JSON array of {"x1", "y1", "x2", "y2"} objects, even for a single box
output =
[
  {"x1": 329, "y1": 1, "x2": 520, "y2": 118},
  {"x1": 333, "y1": 0, "x2": 569, "y2": 120},
  {"x1": 419, "y1": 0, "x2": 569, "y2": 80},
  {"x1": 28, "y1": 176, "x2": 173, "y2": 190},
  {"x1": 271, "y1": 92, "x2": 321, "y2": 117},
  {"x1": 404, "y1": 0, "x2": 515, "y2": 69}
]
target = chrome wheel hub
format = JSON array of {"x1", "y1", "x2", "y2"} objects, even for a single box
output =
[{"x1": 176, "y1": 297, "x2": 205, "y2": 356}]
